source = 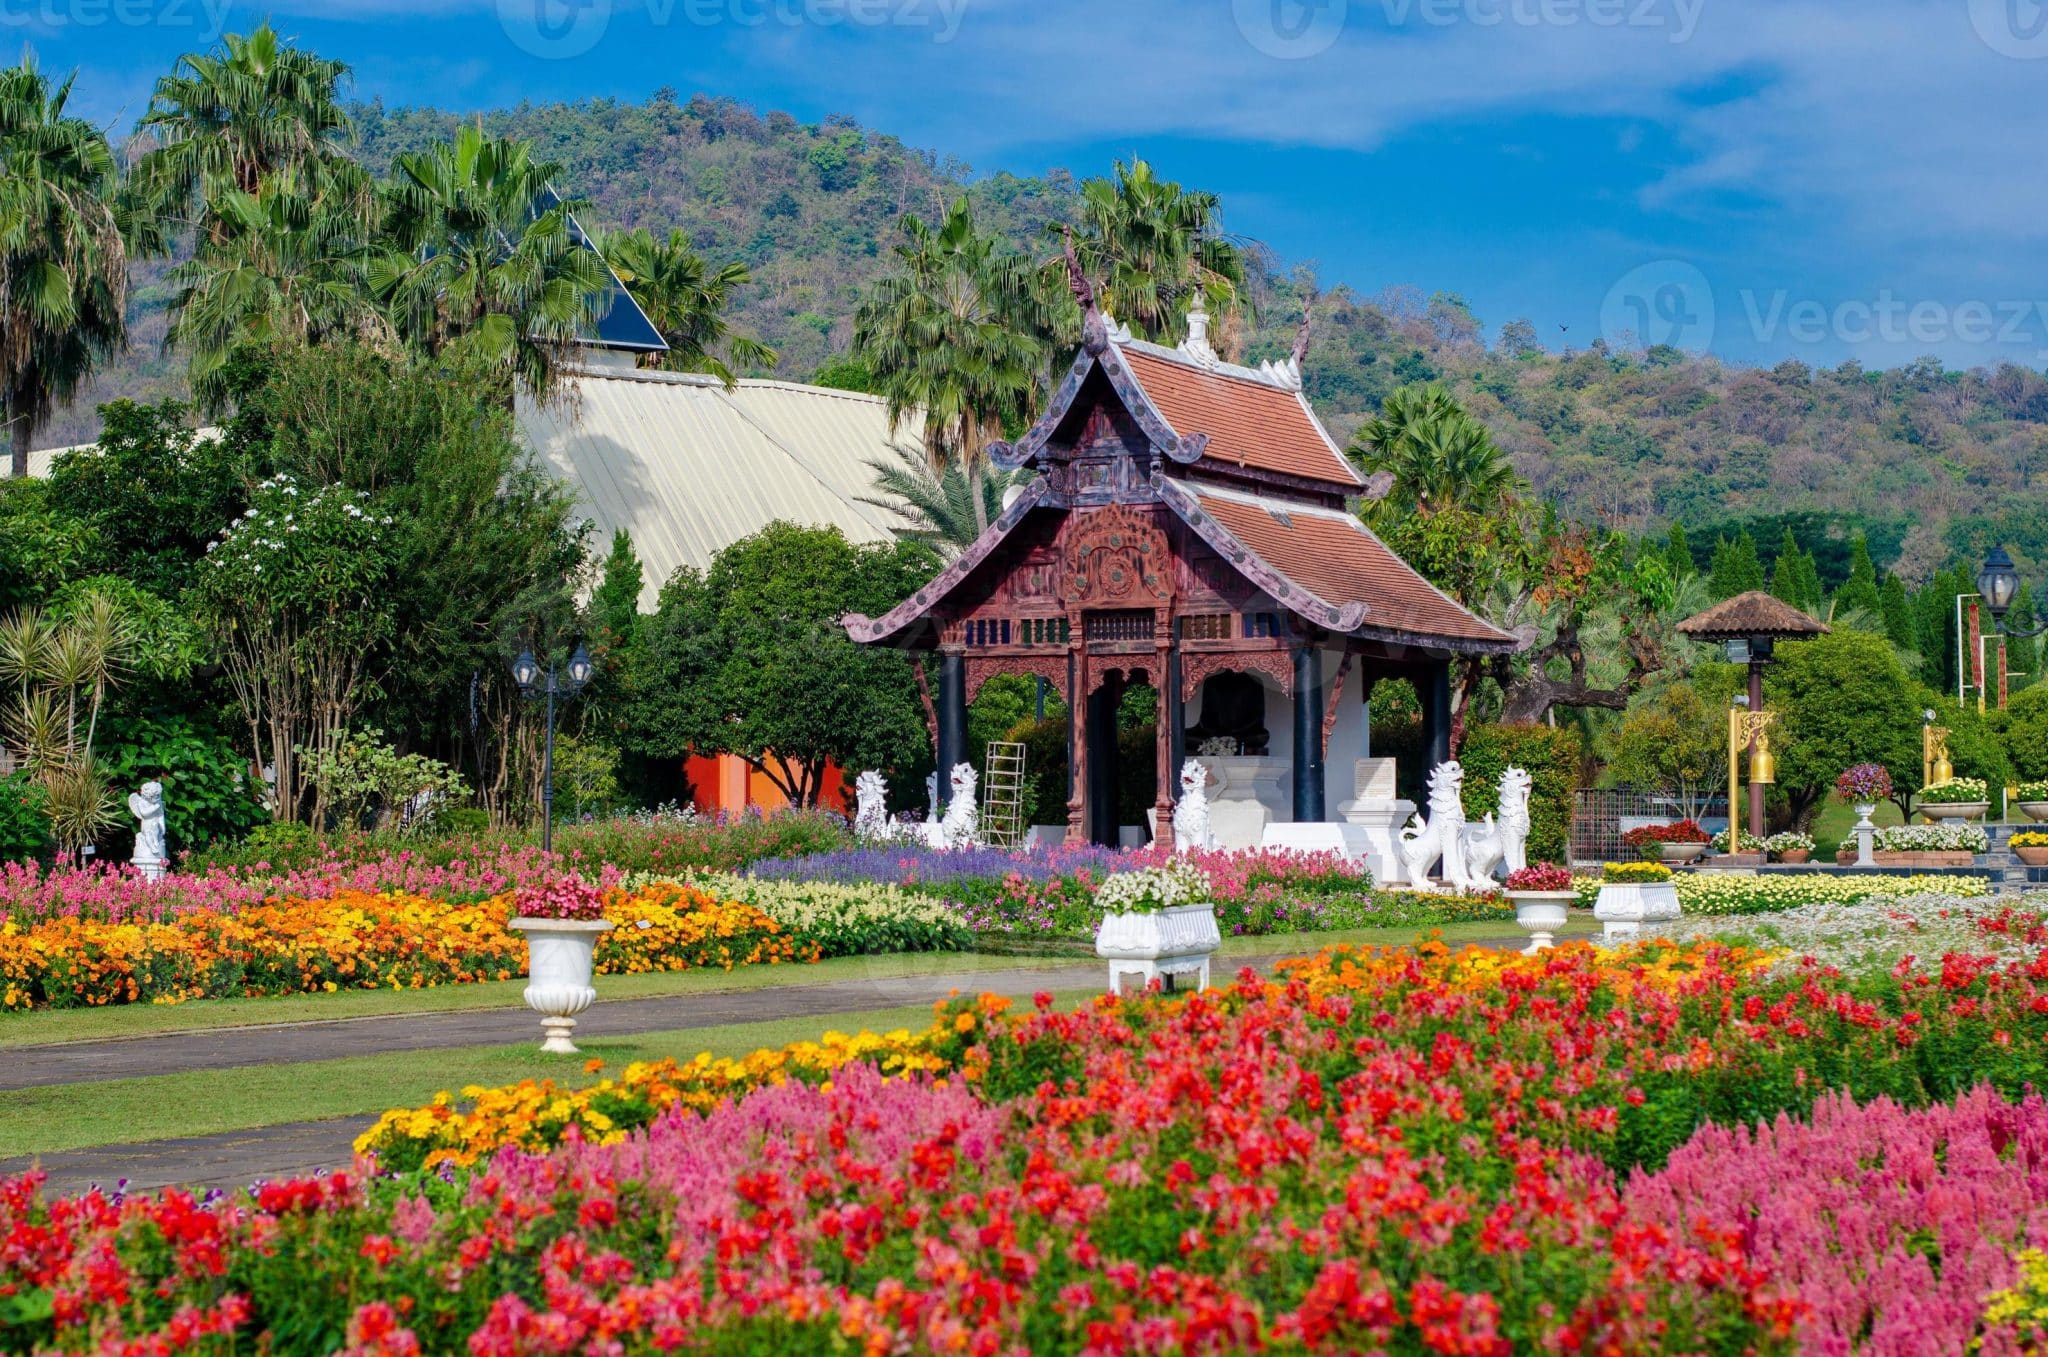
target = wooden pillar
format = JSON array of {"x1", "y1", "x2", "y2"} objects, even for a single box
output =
[
  {"x1": 1066, "y1": 648, "x2": 1086, "y2": 839},
  {"x1": 1153, "y1": 627, "x2": 1174, "y2": 838},
  {"x1": 1293, "y1": 646, "x2": 1325, "y2": 822},
  {"x1": 1166, "y1": 650, "x2": 1185, "y2": 790},
  {"x1": 937, "y1": 649, "x2": 967, "y2": 809},
  {"x1": 1421, "y1": 659, "x2": 1452, "y2": 769}
]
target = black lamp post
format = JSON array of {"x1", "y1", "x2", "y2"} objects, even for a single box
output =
[
  {"x1": 1978, "y1": 546, "x2": 2048, "y2": 638},
  {"x1": 512, "y1": 642, "x2": 594, "y2": 853}
]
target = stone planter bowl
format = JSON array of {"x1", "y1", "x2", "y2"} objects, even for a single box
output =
[
  {"x1": 1774, "y1": 849, "x2": 1812, "y2": 864},
  {"x1": 2015, "y1": 846, "x2": 2048, "y2": 867},
  {"x1": 1507, "y1": 890, "x2": 1575, "y2": 953},
  {"x1": 1658, "y1": 841, "x2": 1710, "y2": 864},
  {"x1": 1920, "y1": 801, "x2": 1990, "y2": 822},
  {"x1": 2017, "y1": 802, "x2": 2048, "y2": 824}
]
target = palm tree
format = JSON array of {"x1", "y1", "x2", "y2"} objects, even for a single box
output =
[
  {"x1": 595, "y1": 227, "x2": 777, "y2": 387},
  {"x1": 1349, "y1": 383, "x2": 1522, "y2": 523},
  {"x1": 1058, "y1": 158, "x2": 1248, "y2": 347},
  {"x1": 0, "y1": 58, "x2": 126, "y2": 479},
  {"x1": 128, "y1": 24, "x2": 357, "y2": 245},
  {"x1": 164, "y1": 176, "x2": 390, "y2": 408},
  {"x1": 861, "y1": 441, "x2": 1024, "y2": 554},
  {"x1": 368, "y1": 127, "x2": 609, "y2": 397},
  {"x1": 854, "y1": 197, "x2": 1052, "y2": 538}
]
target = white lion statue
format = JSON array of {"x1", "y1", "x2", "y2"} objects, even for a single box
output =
[
  {"x1": 853, "y1": 770, "x2": 891, "y2": 841},
  {"x1": 1399, "y1": 760, "x2": 1468, "y2": 892},
  {"x1": 918, "y1": 762, "x2": 982, "y2": 850},
  {"x1": 1459, "y1": 768, "x2": 1532, "y2": 886},
  {"x1": 1172, "y1": 758, "x2": 1213, "y2": 852}
]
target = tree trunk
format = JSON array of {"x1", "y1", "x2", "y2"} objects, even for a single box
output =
[
  {"x1": 6, "y1": 409, "x2": 30, "y2": 481},
  {"x1": 966, "y1": 452, "x2": 990, "y2": 538}
]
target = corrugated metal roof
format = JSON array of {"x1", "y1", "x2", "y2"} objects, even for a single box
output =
[{"x1": 517, "y1": 364, "x2": 921, "y2": 610}]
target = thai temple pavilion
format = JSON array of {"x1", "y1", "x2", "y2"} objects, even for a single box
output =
[{"x1": 844, "y1": 280, "x2": 1522, "y2": 847}]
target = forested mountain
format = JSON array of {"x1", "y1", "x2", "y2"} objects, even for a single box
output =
[{"x1": 54, "y1": 90, "x2": 2048, "y2": 581}]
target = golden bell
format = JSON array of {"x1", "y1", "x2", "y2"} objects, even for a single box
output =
[
  {"x1": 1933, "y1": 754, "x2": 1954, "y2": 785},
  {"x1": 1749, "y1": 745, "x2": 1777, "y2": 785}
]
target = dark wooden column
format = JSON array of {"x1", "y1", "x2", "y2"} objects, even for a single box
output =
[
  {"x1": 936, "y1": 649, "x2": 968, "y2": 808},
  {"x1": 1066, "y1": 648, "x2": 1086, "y2": 839},
  {"x1": 1292, "y1": 645, "x2": 1325, "y2": 821},
  {"x1": 1420, "y1": 659, "x2": 1452, "y2": 770},
  {"x1": 1166, "y1": 649, "x2": 1185, "y2": 789}
]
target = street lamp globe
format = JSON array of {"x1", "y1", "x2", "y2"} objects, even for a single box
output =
[
  {"x1": 566, "y1": 643, "x2": 595, "y2": 692},
  {"x1": 1979, "y1": 546, "x2": 2022, "y2": 618},
  {"x1": 512, "y1": 649, "x2": 541, "y2": 693}
]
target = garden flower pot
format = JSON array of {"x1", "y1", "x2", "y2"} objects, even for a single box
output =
[
  {"x1": 1593, "y1": 881, "x2": 1680, "y2": 941},
  {"x1": 2018, "y1": 802, "x2": 2048, "y2": 824},
  {"x1": 511, "y1": 917, "x2": 615, "y2": 1054},
  {"x1": 1507, "y1": 890, "x2": 1574, "y2": 953},
  {"x1": 1095, "y1": 903, "x2": 1221, "y2": 995},
  {"x1": 1774, "y1": 850, "x2": 1812, "y2": 864},
  {"x1": 1920, "y1": 802, "x2": 1989, "y2": 822},
  {"x1": 2014, "y1": 846, "x2": 2048, "y2": 866},
  {"x1": 1658, "y1": 841, "x2": 1709, "y2": 864}
]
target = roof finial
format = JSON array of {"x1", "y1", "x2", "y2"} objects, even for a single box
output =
[
  {"x1": 1062, "y1": 226, "x2": 1108, "y2": 355},
  {"x1": 1290, "y1": 292, "x2": 1316, "y2": 369},
  {"x1": 1179, "y1": 291, "x2": 1216, "y2": 364}
]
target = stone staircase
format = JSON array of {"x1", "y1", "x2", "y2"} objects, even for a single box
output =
[{"x1": 1992, "y1": 822, "x2": 2045, "y2": 889}]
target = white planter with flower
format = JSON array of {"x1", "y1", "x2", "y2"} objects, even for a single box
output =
[
  {"x1": 1918, "y1": 777, "x2": 1990, "y2": 822},
  {"x1": 1592, "y1": 863, "x2": 1680, "y2": 941},
  {"x1": 1503, "y1": 864, "x2": 1576, "y2": 953},
  {"x1": 1093, "y1": 862, "x2": 1221, "y2": 995},
  {"x1": 509, "y1": 879, "x2": 615, "y2": 1054},
  {"x1": 2014, "y1": 782, "x2": 2048, "y2": 823}
]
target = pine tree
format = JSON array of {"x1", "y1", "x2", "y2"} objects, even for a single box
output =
[
  {"x1": 591, "y1": 529, "x2": 644, "y2": 649},
  {"x1": 1835, "y1": 532, "x2": 1882, "y2": 617},
  {"x1": 1795, "y1": 546, "x2": 1825, "y2": 613},
  {"x1": 1708, "y1": 536, "x2": 1739, "y2": 599},
  {"x1": 1880, "y1": 573, "x2": 1914, "y2": 651},
  {"x1": 1664, "y1": 522, "x2": 1693, "y2": 580},
  {"x1": 1770, "y1": 527, "x2": 1807, "y2": 608},
  {"x1": 2008, "y1": 582, "x2": 2039, "y2": 683},
  {"x1": 1731, "y1": 530, "x2": 1765, "y2": 594}
]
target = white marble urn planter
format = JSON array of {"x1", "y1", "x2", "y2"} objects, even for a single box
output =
[
  {"x1": 511, "y1": 917, "x2": 614, "y2": 1054},
  {"x1": 1506, "y1": 890, "x2": 1575, "y2": 954},
  {"x1": 2019, "y1": 802, "x2": 2048, "y2": 824},
  {"x1": 1920, "y1": 801, "x2": 1990, "y2": 822},
  {"x1": 1657, "y1": 841, "x2": 1711, "y2": 865},
  {"x1": 1095, "y1": 903, "x2": 1222, "y2": 995},
  {"x1": 1592, "y1": 882, "x2": 1680, "y2": 941}
]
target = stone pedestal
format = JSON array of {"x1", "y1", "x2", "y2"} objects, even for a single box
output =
[
  {"x1": 1592, "y1": 882, "x2": 1680, "y2": 942},
  {"x1": 1196, "y1": 755, "x2": 1288, "y2": 850},
  {"x1": 1338, "y1": 758, "x2": 1416, "y2": 885}
]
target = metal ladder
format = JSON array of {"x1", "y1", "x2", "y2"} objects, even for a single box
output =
[{"x1": 981, "y1": 741, "x2": 1028, "y2": 848}]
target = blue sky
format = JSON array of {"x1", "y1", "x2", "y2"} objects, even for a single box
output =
[{"x1": 17, "y1": 0, "x2": 2048, "y2": 369}]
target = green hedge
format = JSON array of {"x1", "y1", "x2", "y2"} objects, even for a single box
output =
[{"x1": 1459, "y1": 721, "x2": 1582, "y2": 864}]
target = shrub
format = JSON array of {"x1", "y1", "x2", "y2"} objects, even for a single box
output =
[
  {"x1": 0, "y1": 772, "x2": 47, "y2": 863},
  {"x1": 1458, "y1": 721, "x2": 1580, "y2": 862},
  {"x1": 1710, "y1": 828, "x2": 1765, "y2": 852},
  {"x1": 2008, "y1": 685, "x2": 2048, "y2": 782},
  {"x1": 1623, "y1": 819, "x2": 1707, "y2": 846},
  {"x1": 1505, "y1": 863, "x2": 1573, "y2": 892}
]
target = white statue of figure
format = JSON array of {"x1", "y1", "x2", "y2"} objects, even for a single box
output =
[
  {"x1": 128, "y1": 780, "x2": 167, "y2": 883},
  {"x1": 1495, "y1": 767, "x2": 1533, "y2": 876},
  {"x1": 924, "y1": 771, "x2": 940, "y2": 829},
  {"x1": 1461, "y1": 810, "x2": 1504, "y2": 886},
  {"x1": 936, "y1": 762, "x2": 980, "y2": 849},
  {"x1": 1398, "y1": 761, "x2": 1468, "y2": 891},
  {"x1": 853, "y1": 770, "x2": 891, "y2": 841},
  {"x1": 1173, "y1": 758, "x2": 1214, "y2": 852}
]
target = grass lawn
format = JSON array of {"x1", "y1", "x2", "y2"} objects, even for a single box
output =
[
  {"x1": 0, "y1": 997, "x2": 1106, "y2": 1159},
  {"x1": 0, "y1": 949, "x2": 1058, "y2": 1049},
  {"x1": 1811, "y1": 797, "x2": 1906, "y2": 848}
]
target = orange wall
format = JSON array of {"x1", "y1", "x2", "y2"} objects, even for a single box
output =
[{"x1": 683, "y1": 752, "x2": 848, "y2": 815}]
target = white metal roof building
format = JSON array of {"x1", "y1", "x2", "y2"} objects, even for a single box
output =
[{"x1": 516, "y1": 361, "x2": 921, "y2": 611}]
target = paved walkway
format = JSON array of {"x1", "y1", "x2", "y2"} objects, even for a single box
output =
[{"x1": 0, "y1": 937, "x2": 1533, "y2": 1196}]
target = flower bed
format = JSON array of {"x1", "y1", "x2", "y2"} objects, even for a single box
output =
[
  {"x1": 1835, "y1": 822, "x2": 1990, "y2": 859},
  {"x1": 1651, "y1": 893, "x2": 2041, "y2": 974},
  {"x1": 0, "y1": 882, "x2": 814, "y2": 1011},
  {"x1": 683, "y1": 872, "x2": 974, "y2": 956},
  {"x1": 1571, "y1": 870, "x2": 1989, "y2": 914},
  {"x1": 19, "y1": 937, "x2": 2048, "y2": 1352}
]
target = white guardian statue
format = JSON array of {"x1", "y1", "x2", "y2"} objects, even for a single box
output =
[
  {"x1": 1399, "y1": 761, "x2": 1468, "y2": 892},
  {"x1": 1172, "y1": 758, "x2": 1214, "y2": 852},
  {"x1": 1459, "y1": 768, "x2": 1532, "y2": 886},
  {"x1": 128, "y1": 780, "x2": 167, "y2": 883},
  {"x1": 852, "y1": 770, "x2": 891, "y2": 841},
  {"x1": 935, "y1": 762, "x2": 981, "y2": 849}
]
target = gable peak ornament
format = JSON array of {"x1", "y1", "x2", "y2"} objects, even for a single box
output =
[{"x1": 1178, "y1": 294, "x2": 1218, "y2": 366}]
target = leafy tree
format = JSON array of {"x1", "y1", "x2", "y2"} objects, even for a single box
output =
[
  {"x1": 369, "y1": 127, "x2": 608, "y2": 397},
  {"x1": 0, "y1": 480, "x2": 94, "y2": 612},
  {"x1": 127, "y1": 24, "x2": 357, "y2": 239},
  {"x1": 1917, "y1": 692, "x2": 2013, "y2": 799},
  {"x1": 1879, "y1": 572, "x2": 1914, "y2": 651},
  {"x1": 2004, "y1": 683, "x2": 2048, "y2": 781},
  {"x1": 0, "y1": 58, "x2": 127, "y2": 479},
  {"x1": 597, "y1": 226, "x2": 776, "y2": 386},
  {"x1": 589, "y1": 529, "x2": 643, "y2": 650},
  {"x1": 632, "y1": 523, "x2": 935, "y2": 807},
  {"x1": 811, "y1": 354, "x2": 879, "y2": 394},
  {"x1": 2004, "y1": 583, "x2": 2039, "y2": 682},
  {"x1": 1834, "y1": 532, "x2": 1882, "y2": 618},
  {"x1": 1349, "y1": 383, "x2": 1523, "y2": 523},
  {"x1": 1663, "y1": 522, "x2": 1694, "y2": 581},
  {"x1": 1763, "y1": 631, "x2": 1922, "y2": 826},
  {"x1": 1768, "y1": 527, "x2": 1820, "y2": 613},
  {"x1": 860, "y1": 441, "x2": 1023, "y2": 554},
  {"x1": 1496, "y1": 318, "x2": 1542, "y2": 360},
  {"x1": 854, "y1": 197, "x2": 1052, "y2": 538},
  {"x1": 96, "y1": 710, "x2": 266, "y2": 853},
  {"x1": 1603, "y1": 682, "x2": 1727, "y2": 822},
  {"x1": 1061, "y1": 158, "x2": 1246, "y2": 347}
]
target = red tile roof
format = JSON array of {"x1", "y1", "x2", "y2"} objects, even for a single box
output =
[
  {"x1": 1188, "y1": 488, "x2": 1518, "y2": 648},
  {"x1": 1676, "y1": 590, "x2": 1830, "y2": 640},
  {"x1": 1122, "y1": 346, "x2": 1361, "y2": 488}
]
